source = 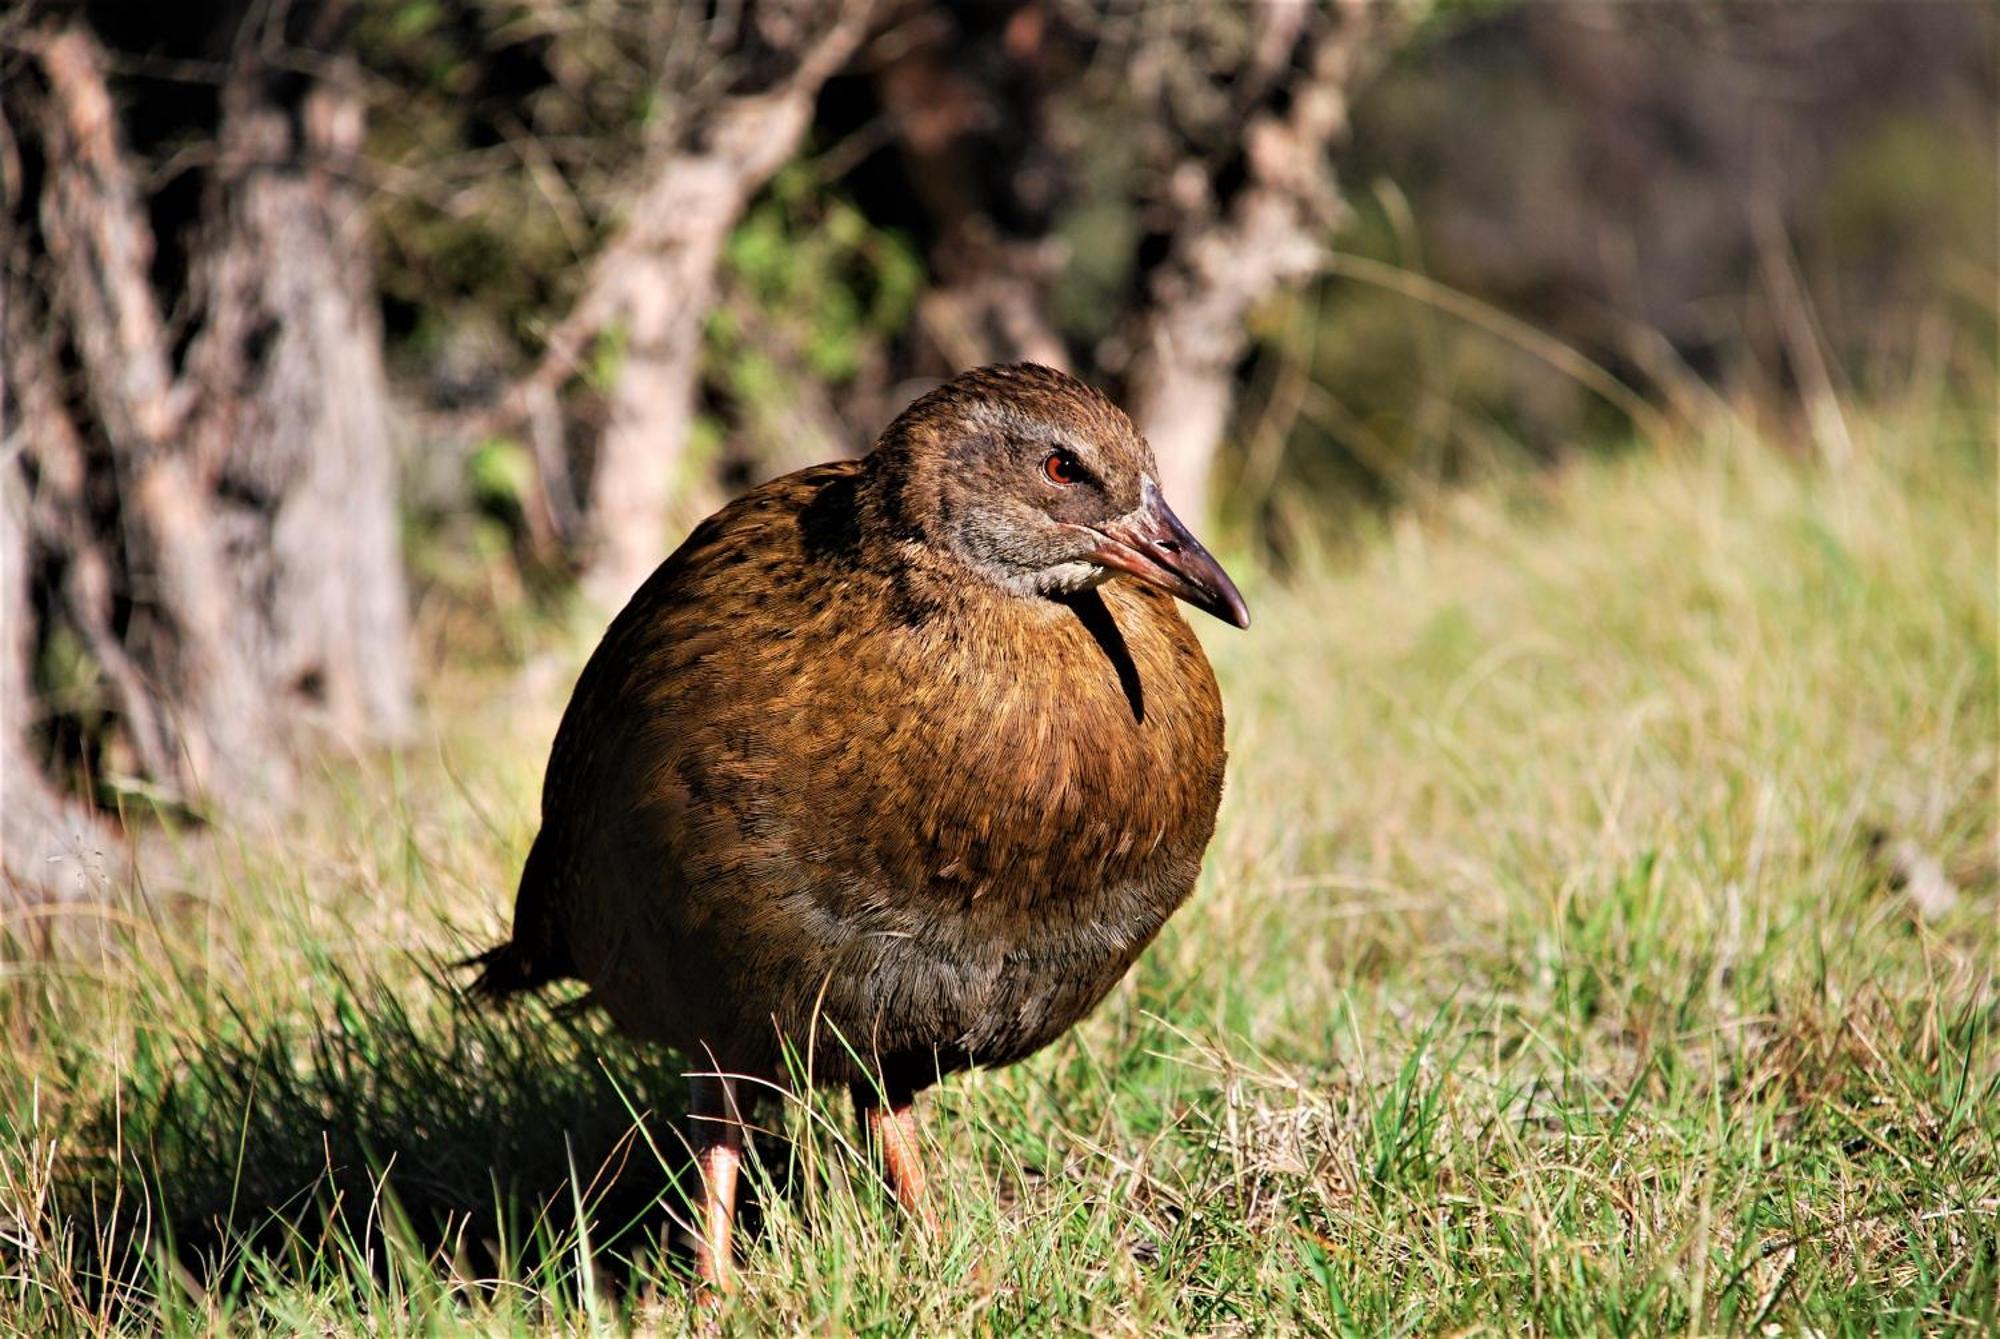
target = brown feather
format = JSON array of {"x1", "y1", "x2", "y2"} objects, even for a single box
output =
[{"x1": 476, "y1": 365, "x2": 1232, "y2": 1096}]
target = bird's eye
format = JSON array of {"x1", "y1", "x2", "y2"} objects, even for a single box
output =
[{"x1": 1043, "y1": 450, "x2": 1083, "y2": 486}]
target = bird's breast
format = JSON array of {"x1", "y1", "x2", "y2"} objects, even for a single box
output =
[{"x1": 779, "y1": 582, "x2": 1225, "y2": 929}]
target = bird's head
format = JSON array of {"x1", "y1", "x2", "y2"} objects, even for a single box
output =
[{"x1": 868, "y1": 364, "x2": 1250, "y2": 628}]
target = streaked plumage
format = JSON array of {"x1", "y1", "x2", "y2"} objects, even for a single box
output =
[{"x1": 469, "y1": 363, "x2": 1246, "y2": 1288}]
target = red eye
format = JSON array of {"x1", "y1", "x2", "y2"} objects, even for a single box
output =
[{"x1": 1044, "y1": 451, "x2": 1081, "y2": 486}]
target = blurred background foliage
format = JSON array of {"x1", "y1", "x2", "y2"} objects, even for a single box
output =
[{"x1": 1289, "y1": 3, "x2": 1997, "y2": 512}]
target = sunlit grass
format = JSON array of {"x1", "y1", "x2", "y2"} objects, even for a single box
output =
[{"x1": 3, "y1": 405, "x2": 1993, "y2": 1334}]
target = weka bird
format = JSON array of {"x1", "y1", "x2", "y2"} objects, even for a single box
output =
[{"x1": 470, "y1": 363, "x2": 1247, "y2": 1289}]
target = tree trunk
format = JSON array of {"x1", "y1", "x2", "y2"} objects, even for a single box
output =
[
  {"x1": 1126, "y1": 188, "x2": 1330, "y2": 517},
  {"x1": 1125, "y1": 0, "x2": 1411, "y2": 520},
  {"x1": 0, "y1": 461, "x2": 123, "y2": 907},
  {"x1": 578, "y1": 6, "x2": 874, "y2": 610},
  {"x1": 579, "y1": 137, "x2": 785, "y2": 610},
  {"x1": 20, "y1": 24, "x2": 286, "y2": 809},
  {"x1": 183, "y1": 48, "x2": 414, "y2": 744},
  {"x1": 1, "y1": 7, "x2": 413, "y2": 848}
]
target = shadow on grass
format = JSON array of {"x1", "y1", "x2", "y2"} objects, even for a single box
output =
[{"x1": 44, "y1": 963, "x2": 759, "y2": 1310}]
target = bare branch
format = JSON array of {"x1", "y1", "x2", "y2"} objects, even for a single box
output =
[
  {"x1": 1126, "y1": 0, "x2": 1420, "y2": 515},
  {"x1": 420, "y1": 1, "x2": 878, "y2": 607}
]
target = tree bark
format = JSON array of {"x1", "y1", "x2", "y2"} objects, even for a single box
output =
[
  {"x1": 2, "y1": 7, "x2": 414, "y2": 849},
  {"x1": 183, "y1": 47, "x2": 414, "y2": 743},
  {"x1": 1, "y1": 453, "x2": 123, "y2": 907},
  {"x1": 1125, "y1": 0, "x2": 1412, "y2": 519},
  {"x1": 23, "y1": 24, "x2": 285, "y2": 808},
  {"x1": 577, "y1": 5, "x2": 874, "y2": 610}
]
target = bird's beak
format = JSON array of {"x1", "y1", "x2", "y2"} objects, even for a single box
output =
[{"x1": 1084, "y1": 481, "x2": 1251, "y2": 629}]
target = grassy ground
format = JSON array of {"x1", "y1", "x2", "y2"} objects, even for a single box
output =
[{"x1": 2, "y1": 405, "x2": 1994, "y2": 1335}]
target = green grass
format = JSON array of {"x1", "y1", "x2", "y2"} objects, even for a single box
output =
[{"x1": 3, "y1": 406, "x2": 1994, "y2": 1335}]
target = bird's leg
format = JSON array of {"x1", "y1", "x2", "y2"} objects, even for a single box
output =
[
  {"x1": 687, "y1": 1073, "x2": 747, "y2": 1296},
  {"x1": 852, "y1": 1082, "x2": 940, "y2": 1233}
]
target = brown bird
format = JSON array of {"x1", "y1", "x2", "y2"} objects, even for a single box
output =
[{"x1": 469, "y1": 363, "x2": 1247, "y2": 1290}]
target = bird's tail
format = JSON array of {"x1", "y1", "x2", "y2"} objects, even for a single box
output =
[
  {"x1": 458, "y1": 831, "x2": 573, "y2": 1001},
  {"x1": 457, "y1": 939, "x2": 545, "y2": 1000}
]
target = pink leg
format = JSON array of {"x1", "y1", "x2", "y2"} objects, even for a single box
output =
[
  {"x1": 854, "y1": 1084, "x2": 940, "y2": 1233},
  {"x1": 688, "y1": 1074, "x2": 746, "y2": 1296}
]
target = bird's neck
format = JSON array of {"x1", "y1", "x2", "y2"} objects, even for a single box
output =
[
  {"x1": 856, "y1": 445, "x2": 938, "y2": 549},
  {"x1": 852, "y1": 448, "x2": 989, "y2": 605}
]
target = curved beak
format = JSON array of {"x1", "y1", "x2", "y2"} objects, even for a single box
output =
[{"x1": 1083, "y1": 480, "x2": 1250, "y2": 629}]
